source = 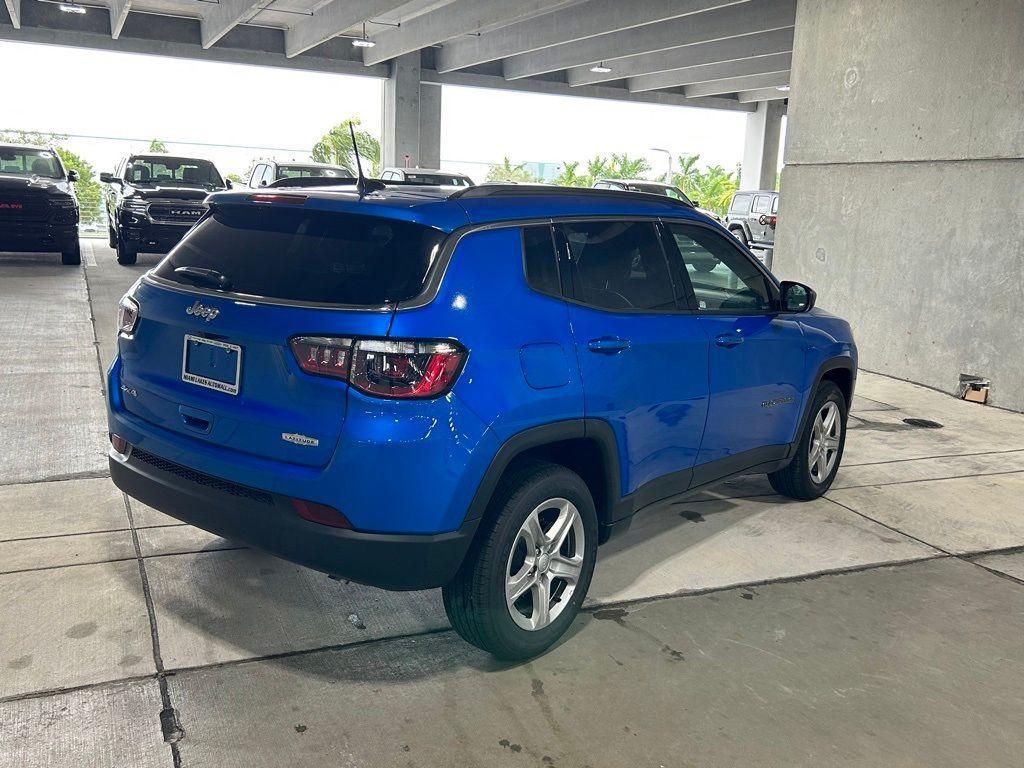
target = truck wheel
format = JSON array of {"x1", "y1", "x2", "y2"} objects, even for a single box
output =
[
  {"x1": 61, "y1": 242, "x2": 82, "y2": 266},
  {"x1": 116, "y1": 240, "x2": 138, "y2": 266},
  {"x1": 730, "y1": 227, "x2": 748, "y2": 246},
  {"x1": 768, "y1": 381, "x2": 847, "y2": 500},
  {"x1": 443, "y1": 461, "x2": 598, "y2": 660},
  {"x1": 108, "y1": 226, "x2": 117, "y2": 249}
]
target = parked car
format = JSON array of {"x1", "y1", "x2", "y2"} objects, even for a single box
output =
[
  {"x1": 380, "y1": 167, "x2": 474, "y2": 187},
  {"x1": 100, "y1": 154, "x2": 227, "y2": 266},
  {"x1": 246, "y1": 160, "x2": 353, "y2": 188},
  {"x1": 725, "y1": 189, "x2": 778, "y2": 248},
  {"x1": 592, "y1": 179, "x2": 722, "y2": 222},
  {"x1": 0, "y1": 144, "x2": 80, "y2": 264},
  {"x1": 107, "y1": 183, "x2": 856, "y2": 659}
]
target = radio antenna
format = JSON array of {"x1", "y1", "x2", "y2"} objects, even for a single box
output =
[{"x1": 350, "y1": 122, "x2": 384, "y2": 197}]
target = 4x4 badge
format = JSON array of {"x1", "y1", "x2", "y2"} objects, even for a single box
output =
[{"x1": 186, "y1": 300, "x2": 219, "y2": 322}]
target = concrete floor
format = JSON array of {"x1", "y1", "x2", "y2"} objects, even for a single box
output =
[{"x1": 1, "y1": 243, "x2": 1023, "y2": 767}]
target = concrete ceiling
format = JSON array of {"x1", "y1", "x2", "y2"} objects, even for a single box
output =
[{"x1": 0, "y1": 0, "x2": 793, "y2": 111}]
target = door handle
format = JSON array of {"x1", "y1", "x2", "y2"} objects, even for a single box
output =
[
  {"x1": 714, "y1": 333, "x2": 744, "y2": 348},
  {"x1": 587, "y1": 336, "x2": 631, "y2": 354}
]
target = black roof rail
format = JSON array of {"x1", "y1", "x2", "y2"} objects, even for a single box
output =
[{"x1": 449, "y1": 183, "x2": 695, "y2": 208}]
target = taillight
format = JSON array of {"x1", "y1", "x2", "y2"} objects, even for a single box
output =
[
  {"x1": 117, "y1": 295, "x2": 140, "y2": 335},
  {"x1": 350, "y1": 339, "x2": 466, "y2": 399},
  {"x1": 289, "y1": 336, "x2": 352, "y2": 380},
  {"x1": 769, "y1": 215, "x2": 777, "y2": 227},
  {"x1": 288, "y1": 336, "x2": 466, "y2": 399}
]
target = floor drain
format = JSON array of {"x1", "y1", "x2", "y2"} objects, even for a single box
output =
[{"x1": 903, "y1": 418, "x2": 943, "y2": 429}]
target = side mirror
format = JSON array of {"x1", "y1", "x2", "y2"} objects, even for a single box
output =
[
  {"x1": 99, "y1": 172, "x2": 121, "y2": 185},
  {"x1": 67, "y1": 170, "x2": 79, "y2": 182},
  {"x1": 780, "y1": 281, "x2": 816, "y2": 312},
  {"x1": 225, "y1": 179, "x2": 233, "y2": 189}
]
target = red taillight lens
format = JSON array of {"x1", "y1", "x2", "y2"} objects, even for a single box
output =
[
  {"x1": 109, "y1": 433, "x2": 130, "y2": 454},
  {"x1": 769, "y1": 215, "x2": 777, "y2": 227},
  {"x1": 289, "y1": 336, "x2": 353, "y2": 380},
  {"x1": 349, "y1": 339, "x2": 466, "y2": 399},
  {"x1": 289, "y1": 336, "x2": 466, "y2": 399},
  {"x1": 291, "y1": 498, "x2": 351, "y2": 529}
]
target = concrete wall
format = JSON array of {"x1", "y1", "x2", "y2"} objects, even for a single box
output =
[{"x1": 775, "y1": 0, "x2": 1024, "y2": 411}]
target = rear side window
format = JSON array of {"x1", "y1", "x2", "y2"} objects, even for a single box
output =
[
  {"x1": 730, "y1": 194, "x2": 752, "y2": 214},
  {"x1": 522, "y1": 225, "x2": 560, "y2": 297},
  {"x1": 559, "y1": 221, "x2": 676, "y2": 311},
  {"x1": 752, "y1": 195, "x2": 771, "y2": 214},
  {"x1": 154, "y1": 208, "x2": 446, "y2": 306}
]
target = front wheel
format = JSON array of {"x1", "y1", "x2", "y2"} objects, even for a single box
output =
[
  {"x1": 61, "y1": 242, "x2": 81, "y2": 266},
  {"x1": 443, "y1": 461, "x2": 598, "y2": 660},
  {"x1": 116, "y1": 239, "x2": 137, "y2": 266},
  {"x1": 768, "y1": 381, "x2": 847, "y2": 499}
]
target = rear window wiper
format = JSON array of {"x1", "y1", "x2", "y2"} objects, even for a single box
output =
[{"x1": 173, "y1": 266, "x2": 233, "y2": 292}]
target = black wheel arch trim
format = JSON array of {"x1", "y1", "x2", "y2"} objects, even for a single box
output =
[{"x1": 790, "y1": 356, "x2": 857, "y2": 459}]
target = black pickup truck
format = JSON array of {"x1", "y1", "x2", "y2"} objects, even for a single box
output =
[
  {"x1": 0, "y1": 144, "x2": 80, "y2": 265},
  {"x1": 101, "y1": 154, "x2": 227, "y2": 265}
]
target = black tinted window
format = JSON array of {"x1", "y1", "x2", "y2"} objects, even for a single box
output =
[
  {"x1": 665, "y1": 223, "x2": 772, "y2": 312},
  {"x1": 560, "y1": 221, "x2": 676, "y2": 311},
  {"x1": 522, "y1": 225, "x2": 560, "y2": 296},
  {"x1": 154, "y1": 208, "x2": 445, "y2": 305}
]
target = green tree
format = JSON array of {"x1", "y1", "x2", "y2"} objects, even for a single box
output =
[
  {"x1": 485, "y1": 156, "x2": 539, "y2": 183},
  {"x1": 551, "y1": 160, "x2": 587, "y2": 187},
  {"x1": 226, "y1": 172, "x2": 243, "y2": 184},
  {"x1": 149, "y1": 139, "x2": 168, "y2": 152},
  {"x1": 311, "y1": 118, "x2": 380, "y2": 176},
  {"x1": 671, "y1": 153, "x2": 701, "y2": 189}
]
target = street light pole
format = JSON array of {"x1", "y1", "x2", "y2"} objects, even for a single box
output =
[{"x1": 650, "y1": 147, "x2": 672, "y2": 180}]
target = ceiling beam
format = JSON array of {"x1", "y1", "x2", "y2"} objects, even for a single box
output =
[
  {"x1": 109, "y1": 0, "x2": 131, "y2": 39},
  {"x1": 435, "y1": 0, "x2": 743, "y2": 74},
  {"x1": 737, "y1": 86, "x2": 789, "y2": 102},
  {"x1": 363, "y1": 0, "x2": 579, "y2": 66},
  {"x1": 285, "y1": 0, "x2": 409, "y2": 59},
  {"x1": 502, "y1": 0, "x2": 796, "y2": 80},
  {"x1": 201, "y1": 0, "x2": 265, "y2": 49},
  {"x1": 628, "y1": 51, "x2": 791, "y2": 92},
  {"x1": 4, "y1": 0, "x2": 20, "y2": 29},
  {"x1": 683, "y1": 70, "x2": 788, "y2": 98},
  {"x1": 567, "y1": 26, "x2": 793, "y2": 87},
  {"x1": 421, "y1": 67, "x2": 755, "y2": 112}
]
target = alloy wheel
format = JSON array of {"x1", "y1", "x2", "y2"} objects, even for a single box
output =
[
  {"x1": 809, "y1": 401, "x2": 842, "y2": 483},
  {"x1": 505, "y1": 498, "x2": 585, "y2": 631}
]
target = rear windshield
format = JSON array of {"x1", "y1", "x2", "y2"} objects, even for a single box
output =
[
  {"x1": 0, "y1": 148, "x2": 63, "y2": 179},
  {"x1": 154, "y1": 207, "x2": 446, "y2": 306}
]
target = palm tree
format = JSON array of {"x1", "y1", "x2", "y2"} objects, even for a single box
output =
[
  {"x1": 485, "y1": 157, "x2": 539, "y2": 183},
  {"x1": 311, "y1": 118, "x2": 380, "y2": 176}
]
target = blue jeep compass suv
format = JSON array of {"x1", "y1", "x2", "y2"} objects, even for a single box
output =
[{"x1": 107, "y1": 183, "x2": 856, "y2": 659}]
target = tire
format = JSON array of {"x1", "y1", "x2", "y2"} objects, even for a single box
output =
[
  {"x1": 692, "y1": 258, "x2": 718, "y2": 272},
  {"x1": 61, "y1": 242, "x2": 81, "y2": 266},
  {"x1": 730, "y1": 227, "x2": 748, "y2": 247},
  {"x1": 768, "y1": 381, "x2": 848, "y2": 500},
  {"x1": 443, "y1": 461, "x2": 598, "y2": 660},
  {"x1": 116, "y1": 240, "x2": 138, "y2": 266},
  {"x1": 108, "y1": 226, "x2": 117, "y2": 249}
]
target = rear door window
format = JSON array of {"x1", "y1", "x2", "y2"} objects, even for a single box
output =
[
  {"x1": 730, "y1": 194, "x2": 752, "y2": 214},
  {"x1": 558, "y1": 220, "x2": 678, "y2": 311},
  {"x1": 153, "y1": 207, "x2": 446, "y2": 306}
]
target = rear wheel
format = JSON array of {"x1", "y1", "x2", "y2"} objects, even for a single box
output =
[
  {"x1": 730, "y1": 227, "x2": 748, "y2": 247},
  {"x1": 443, "y1": 461, "x2": 598, "y2": 660},
  {"x1": 116, "y1": 239, "x2": 137, "y2": 266},
  {"x1": 61, "y1": 242, "x2": 81, "y2": 266},
  {"x1": 768, "y1": 381, "x2": 847, "y2": 499}
]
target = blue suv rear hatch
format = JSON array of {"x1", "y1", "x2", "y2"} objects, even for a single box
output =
[{"x1": 119, "y1": 200, "x2": 449, "y2": 468}]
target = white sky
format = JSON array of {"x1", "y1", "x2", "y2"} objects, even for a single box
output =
[{"x1": 0, "y1": 40, "x2": 749, "y2": 184}]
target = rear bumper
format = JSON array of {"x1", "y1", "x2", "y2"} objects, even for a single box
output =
[{"x1": 110, "y1": 448, "x2": 479, "y2": 591}]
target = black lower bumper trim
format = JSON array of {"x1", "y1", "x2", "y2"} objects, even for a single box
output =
[{"x1": 110, "y1": 453, "x2": 478, "y2": 591}]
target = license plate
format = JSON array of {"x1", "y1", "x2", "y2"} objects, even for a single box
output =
[{"x1": 182, "y1": 335, "x2": 242, "y2": 395}]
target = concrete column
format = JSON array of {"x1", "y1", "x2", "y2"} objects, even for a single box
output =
[
  {"x1": 740, "y1": 100, "x2": 785, "y2": 190},
  {"x1": 774, "y1": 0, "x2": 1024, "y2": 412},
  {"x1": 382, "y1": 52, "x2": 442, "y2": 170}
]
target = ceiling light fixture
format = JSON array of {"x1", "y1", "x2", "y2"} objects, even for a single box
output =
[
  {"x1": 776, "y1": 85, "x2": 791, "y2": 92},
  {"x1": 589, "y1": 62, "x2": 612, "y2": 74},
  {"x1": 352, "y1": 22, "x2": 375, "y2": 48},
  {"x1": 58, "y1": 2, "x2": 87, "y2": 12}
]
